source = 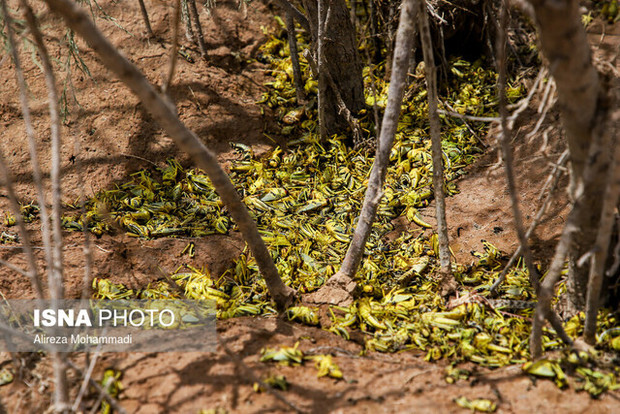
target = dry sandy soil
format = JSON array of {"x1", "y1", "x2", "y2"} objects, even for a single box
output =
[{"x1": 0, "y1": 0, "x2": 619, "y2": 413}]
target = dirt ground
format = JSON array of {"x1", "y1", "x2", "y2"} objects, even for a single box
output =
[{"x1": 0, "y1": 0, "x2": 619, "y2": 413}]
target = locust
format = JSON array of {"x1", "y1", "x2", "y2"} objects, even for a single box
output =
[
  {"x1": 76, "y1": 26, "x2": 620, "y2": 397},
  {"x1": 260, "y1": 342, "x2": 304, "y2": 366}
]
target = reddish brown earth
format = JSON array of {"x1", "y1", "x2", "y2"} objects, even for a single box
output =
[{"x1": 0, "y1": 1, "x2": 618, "y2": 413}]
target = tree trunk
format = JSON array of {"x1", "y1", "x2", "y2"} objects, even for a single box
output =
[
  {"x1": 527, "y1": 0, "x2": 605, "y2": 314},
  {"x1": 301, "y1": 0, "x2": 365, "y2": 136}
]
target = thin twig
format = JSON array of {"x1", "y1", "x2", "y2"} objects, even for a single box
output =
[
  {"x1": 606, "y1": 219, "x2": 620, "y2": 277},
  {"x1": 349, "y1": 0, "x2": 358, "y2": 31},
  {"x1": 419, "y1": 0, "x2": 452, "y2": 281},
  {"x1": 187, "y1": 0, "x2": 207, "y2": 59},
  {"x1": 496, "y1": 0, "x2": 539, "y2": 291},
  {"x1": 507, "y1": 67, "x2": 546, "y2": 129},
  {"x1": 436, "y1": 109, "x2": 500, "y2": 123},
  {"x1": 0, "y1": 319, "x2": 55, "y2": 351},
  {"x1": 0, "y1": 258, "x2": 30, "y2": 278},
  {"x1": 537, "y1": 77, "x2": 554, "y2": 113},
  {"x1": 368, "y1": 0, "x2": 381, "y2": 63},
  {"x1": 65, "y1": 359, "x2": 128, "y2": 414},
  {"x1": 489, "y1": 150, "x2": 569, "y2": 293},
  {"x1": 0, "y1": 0, "x2": 44, "y2": 299},
  {"x1": 137, "y1": 0, "x2": 154, "y2": 38},
  {"x1": 15, "y1": 1, "x2": 54, "y2": 287},
  {"x1": 73, "y1": 136, "x2": 94, "y2": 300},
  {"x1": 525, "y1": 79, "x2": 556, "y2": 142},
  {"x1": 0, "y1": 319, "x2": 73, "y2": 413},
  {"x1": 425, "y1": 1, "x2": 447, "y2": 24},
  {"x1": 20, "y1": 0, "x2": 64, "y2": 300},
  {"x1": 365, "y1": 56, "x2": 381, "y2": 136},
  {"x1": 0, "y1": 245, "x2": 46, "y2": 250},
  {"x1": 120, "y1": 152, "x2": 159, "y2": 167},
  {"x1": 405, "y1": 367, "x2": 442, "y2": 383},
  {"x1": 21, "y1": 2, "x2": 70, "y2": 410},
  {"x1": 530, "y1": 122, "x2": 612, "y2": 359},
  {"x1": 530, "y1": 222, "x2": 577, "y2": 358},
  {"x1": 317, "y1": 0, "x2": 326, "y2": 140},
  {"x1": 71, "y1": 350, "x2": 102, "y2": 412},
  {"x1": 305, "y1": 346, "x2": 358, "y2": 357},
  {"x1": 439, "y1": 101, "x2": 487, "y2": 148}
]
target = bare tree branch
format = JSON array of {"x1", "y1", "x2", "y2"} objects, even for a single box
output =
[
  {"x1": 0, "y1": 258, "x2": 30, "y2": 278},
  {"x1": 15, "y1": 1, "x2": 55, "y2": 279},
  {"x1": 526, "y1": 0, "x2": 600, "y2": 193},
  {"x1": 309, "y1": 0, "x2": 420, "y2": 306},
  {"x1": 0, "y1": 0, "x2": 44, "y2": 299},
  {"x1": 42, "y1": 0, "x2": 295, "y2": 309},
  {"x1": 17, "y1": 1, "x2": 64, "y2": 302},
  {"x1": 436, "y1": 109, "x2": 500, "y2": 123},
  {"x1": 72, "y1": 350, "x2": 102, "y2": 412},
  {"x1": 527, "y1": 0, "x2": 605, "y2": 314},
  {"x1": 364, "y1": 54, "x2": 381, "y2": 137},
  {"x1": 137, "y1": 0, "x2": 154, "y2": 38},
  {"x1": 490, "y1": 150, "x2": 569, "y2": 293},
  {"x1": 524, "y1": 79, "x2": 556, "y2": 142},
  {"x1": 301, "y1": 0, "x2": 364, "y2": 136},
  {"x1": 72, "y1": 136, "x2": 94, "y2": 300},
  {"x1": 495, "y1": 0, "x2": 539, "y2": 291},
  {"x1": 419, "y1": 0, "x2": 452, "y2": 288},
  {"x1": 65, "y1": 359, "x2": 128, "y2": 414},
  {"x1": 187, "y1": 0, "x2": 208, "y2": 59},
  {"x1": 507, "y1": 67, "x2": 546, "y2": 129},
  {"x1": 19, "y1": 2, "x2": 70, "y2": 410}
]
